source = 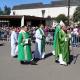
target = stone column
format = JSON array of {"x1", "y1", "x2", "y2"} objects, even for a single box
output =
[{"x1": 21, "y1": 16, "x2": 24, "y2": 27}]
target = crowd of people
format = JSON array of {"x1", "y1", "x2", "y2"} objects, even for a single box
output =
[
  {"x1": 10, "y1": 25, "x2": 46, "y2": 65},
  {"x1": 0, "y1": 21, "x2": 80, "y2": 66}
]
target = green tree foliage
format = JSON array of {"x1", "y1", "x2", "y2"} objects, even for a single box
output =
[
  {"x1": 0, "y1": 8, "x2": 3, "y2": 15},
  {"x1": 0, "y1": 5, "x2": 11, "y2": 15},
  {"x1": 3, "y1": 5, "x2": 11, "y2": 15},
  {"x1": 73, "y1": 6, "x2": 80, "y2": 22},
  {"x1": 55, "y1": 14, "x2": 68, "y2": 23}
]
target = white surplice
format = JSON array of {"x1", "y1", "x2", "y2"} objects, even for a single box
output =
[
  {"x1": 34, "y1": 28, "x2": 45, "y2": 59},
  {"x1": 11, "y1": 31, "x2": 18, "y2": 57}
]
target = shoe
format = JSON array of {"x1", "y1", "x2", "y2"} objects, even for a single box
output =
[
  {"x1": 13, "y1": 55, "x2": 18, "y2": 58},
  {"x1": 59, "y1": 61, "x2": 67, "y2": 65},
  {"x1": 33, "y1": 58, "x2": 40, "y2": 61},
  {"x1": 55, "y1": 60, "x2": 59, "y2": 63},
  {"x1": 25, "y1": 61, "x2": 31, "y2": 64},
  {"x1": 41, "y1": 58, "x2": 45, "y2": 60},
  {"x1": 30, "y1": 61, "x2": 37, "y2": 65},
  {"x1": 20, "y1": 61, "x2": 25, "y2": 64}
]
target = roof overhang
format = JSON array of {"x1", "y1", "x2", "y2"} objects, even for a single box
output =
[{"x1": 0, "y1": 15, "x2": 45, "y2": 20}]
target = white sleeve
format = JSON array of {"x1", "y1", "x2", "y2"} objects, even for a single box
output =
[
  {"x1": 35, "y1": 29, "x2": 42, "y2": 39},
  {"x1": 14, "y1": 32, "x2": 18, "y2": 43}
]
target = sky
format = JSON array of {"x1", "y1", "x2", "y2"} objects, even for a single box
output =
[{"x1": 0, "y1": 0, "x2": 60, "y2": 9}]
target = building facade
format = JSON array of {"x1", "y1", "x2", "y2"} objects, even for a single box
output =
[
  {"x1": 10, "y1": 0, "x2": 80, "y2": 26},
  {"x1": 10, "y1": 0, "x2": 80, "y2": 18}
]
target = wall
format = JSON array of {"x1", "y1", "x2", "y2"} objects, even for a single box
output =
[{"x1": 10, "y1": 6, "x2": 77, "y2": 18}]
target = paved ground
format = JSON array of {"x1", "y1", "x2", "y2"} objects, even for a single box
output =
[{"x1": 0, "y1": 41, "x2": 80, "y2": 80}]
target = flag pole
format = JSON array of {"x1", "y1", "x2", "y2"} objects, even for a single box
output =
[{"x1": 68, "y1": 0, "x2": 70, "y2": 26}]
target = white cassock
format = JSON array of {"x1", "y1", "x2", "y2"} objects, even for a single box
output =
[
  {"x1": 34, "y1": 28, "x2": 45, "y2": 59},
  {"x1": 11, "y1": 31, "x2": 18, "y2": 57}
]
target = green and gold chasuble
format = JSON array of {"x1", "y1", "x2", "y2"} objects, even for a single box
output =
[
  {"x1": 53, "y1": 24, "x2": 61, "y2": 59},
  {"x1": 53, "y1": 24, "x2": 61, "y2": 49},
  {"x1": 58, "y1": 29, "x2": 70, "y2": 63},
  {"x1": 18, "y1": 31, "x2": 32, "y2": 61}
]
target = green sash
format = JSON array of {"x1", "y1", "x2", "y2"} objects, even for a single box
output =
[
  {"x1": 22, "y1": 32, "x2": 28, "y2": 60},
  {"x1": 39, "y1": 28, "x2": 45, "y2": 52}
]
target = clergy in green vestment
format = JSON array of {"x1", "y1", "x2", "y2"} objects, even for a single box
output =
[
  {"x1": 57, "y1": 21, "x2": 70, "y2": 65},
  {"x1": 52, "y1": 24, "x2": 61, "y2": 61},
  {"x1": 18, "y1": 26, "x2": 36, "y2": 65}
]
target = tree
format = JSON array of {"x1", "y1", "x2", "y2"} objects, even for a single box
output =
[
  {"x1": 0, "y1": 7, "x2": 3, "y2": 15},
  {"x1": 3, "y1": 5, "x2": 11, "y2": 15},
  {"x1": 73, "y1": 6, "x2": 80, "y2": 22},
  {"x1": 55, "y1": 14, "x2": 68, "y2": 23}
]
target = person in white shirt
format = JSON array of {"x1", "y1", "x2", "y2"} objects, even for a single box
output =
[
  {"x1": 72, "y1": 27, "x2": 79, "y2": 47},
  {"x1": 34, "y1": 24, "x2": 46, "y2": 60},
  {"x1": 11, "y1": 27, "x2": 18, "y2": 57}
]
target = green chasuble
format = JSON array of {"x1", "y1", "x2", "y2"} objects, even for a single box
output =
[
  {"x1": 53, "y1": 24, "x2": 61, "y2": 59},
  {"x1": 53, "y1": 24, "x2": 61, "y2": 49},
  {"x1": 58, "y1": 29, "x2": 70, "y2": 63},
  {"x1": 18, "y1": 31, "x2": 32, "y2": 61}
]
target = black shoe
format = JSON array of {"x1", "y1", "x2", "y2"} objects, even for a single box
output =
[
  {"x1": 33, "y1": 58, "x2": 40, "y2": 61},
  {"x1": 41, "y1": 58, "x2": 45, "y2": 60},
  {"x1": 55, "y1": 60, "x2": 59, "y2": 63},
  {"x1": 13, "y1": 55, "x2": 18, "y2": 58},
  {"x1": 30, "y1": 61, "x2": 37, "y2": 65},
  {"x1": 25, "y1": 61, "x2": 31, "y2": 64},
  {"x1": 20, "y1": 61, "x2": 25, "y2": 64}
]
